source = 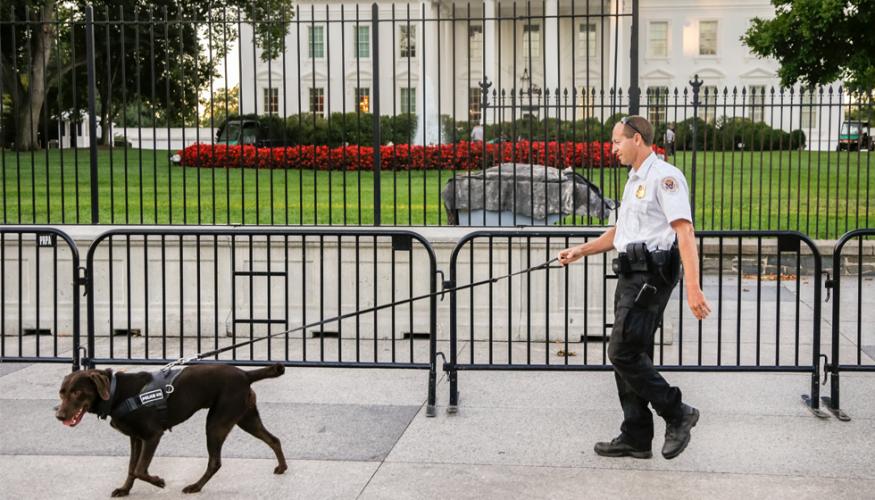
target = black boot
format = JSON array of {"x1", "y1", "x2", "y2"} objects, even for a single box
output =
[
  {"x1": 662, "y1": 404, "x2": 699, "y2": 459},
  {"x1": 594, "y1": 436, "x2": 652, "y2": 459}
]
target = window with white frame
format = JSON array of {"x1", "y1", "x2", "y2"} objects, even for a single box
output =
[
  {"x1": 355, "y1": 87, "x2": 370, "y2": 112},
  {"x1": 354, "y1": 25, "x2": 370, "y2": 58},
  {"x1": 469, "y1": 87, "x2": 482, "y2": 122},
  {"x1": 648, "y1": 21, "x2": 668, "y2": 58},
  {"x1": 699, "y1": 21, "x2": 717, "y2": 56},
  {"x1": 523, "y1": 24, "x2": 540, "y2": 60},
  {"x1": 701, "y1": 85, "x2": 719, "y2": 122},
  {"x1": 578, "y1": 23, "x2": 597, "y2": 59},
  {"x1": 578, "y1": 86, "x2": 595, "y2": 120},
  {"x1": 400, "y1": 87, "x2": 416, "y2": 114},
  {"x1": 308, "y1": 26, "x2": 324, "y2": 59},
  {"x1": 263, "y1": 87, "x2": 279, "y2": 114},
  {"x1": 309, "y1": 87, "x2": 325, "y2": 115},
  {"x1": 468, "y1": 25, "x2": 483, "y2": 58},
  {"x1": 400, "y1": 25, "x2": 416, "y2": 58},
  {"x1": 748, "y1": 85, "x2": 767, "y2": 123},
  {"x1": 646, "y1": 86, "x2": 670, "y2": 126},
  {"x1": 800, "y1": 89, "x2": 818, "y2": 129}
]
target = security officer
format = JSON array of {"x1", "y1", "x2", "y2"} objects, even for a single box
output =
[{"x1": 558, "y1": 115, "x2": 711, "y2": 460}]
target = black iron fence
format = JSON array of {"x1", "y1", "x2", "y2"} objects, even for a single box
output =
[
  {"x1": 824, "y1": 229, "x2": 875, "y2": 421},
  {"x1": 83, "y1": 227, "x2": 440, "y2": 413},
  {"x1": 0, "y1": 4, "x2": 873, "y2": 237},
  {"x1": 7, "y1": 225, "x2": 875, "y2": 418},
  {"x1": 444, "y1": 230, "x2": 826, "y2": 416},
  {"x1": 0, "y1": 227, "x2": 82, "y2": 369}
]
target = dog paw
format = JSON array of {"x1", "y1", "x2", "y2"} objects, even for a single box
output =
[
  {"x1": 274, "y1": 464, "x2": 287, "y2": 474},
  {"x1": 149, "y1": 476, "x2": 166, "y2": 488},
  {"x1": 110, "y1": 488, "x2": 130, "y2": 497},
  {"x1": 182, "y1": 484, "x2": 202, "y2": 494}
]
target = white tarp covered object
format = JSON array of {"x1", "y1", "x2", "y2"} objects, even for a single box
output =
[{"x1": 441, "y1": 163, "x2": 617, "y2": 224}]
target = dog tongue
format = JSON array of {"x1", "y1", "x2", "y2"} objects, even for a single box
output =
[{"x1": 63, "y1": 409, "x2": 83, "y2": 427}]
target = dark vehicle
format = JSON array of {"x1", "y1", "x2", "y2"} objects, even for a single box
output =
[
  {"x1": 216, "y1": 119, "x2": 264, "y2": 146},
  {"x1": 837, "y1": 120, "x2": 872, "y2": 151}
]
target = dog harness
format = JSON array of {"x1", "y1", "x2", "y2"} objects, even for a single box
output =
[{"x1": 96, "y1": 369, "x2": 182, "y2": 424}]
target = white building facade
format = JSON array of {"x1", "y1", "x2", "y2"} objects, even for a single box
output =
[{"x1": 237, "y1": 0, "x2": 843, "y2": 148}]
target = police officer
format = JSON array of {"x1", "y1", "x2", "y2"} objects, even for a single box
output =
[
  {"x1": 558, "y1": 115, "x2": 711, "y2": 460},
  {"x1": 664, "y1": 123, "x2": 676, "y2": 158}
]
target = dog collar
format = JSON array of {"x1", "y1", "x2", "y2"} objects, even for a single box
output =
[{"x1": 95, "y1": 372, "x2": 118, "y2": 420}]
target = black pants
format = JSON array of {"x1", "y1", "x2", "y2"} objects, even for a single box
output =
[{"x1": 608, "y1": 270, "x2": 683, "y2": 449}]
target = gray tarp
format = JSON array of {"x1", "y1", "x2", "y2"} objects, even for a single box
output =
[{"x1": 441, "y1": 163, "x2": 616, "y2": 224}]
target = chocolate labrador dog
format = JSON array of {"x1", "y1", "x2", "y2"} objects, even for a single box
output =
[{"x1": 55, "y1": 363, "x2": 287, "y2": 496}]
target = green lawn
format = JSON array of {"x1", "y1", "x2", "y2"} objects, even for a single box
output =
[{"x1": 1, "y1": 147, "x2": 873, "y2": 239}]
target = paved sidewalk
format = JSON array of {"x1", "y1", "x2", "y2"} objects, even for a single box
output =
[{"x1": 1, "y1": 358, "x2": 873, "y2": 500}]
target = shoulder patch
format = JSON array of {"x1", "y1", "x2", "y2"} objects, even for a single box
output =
[{"x1": 661, "y1": 176, "x2": 679, "y2": 193}]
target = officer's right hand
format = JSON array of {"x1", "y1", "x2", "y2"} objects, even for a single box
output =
[
  {"x1": 557, "y1": 247, "x2": 582, "y2": 266},
  {"x1": 687, "y1": 286, "x2": 712, "y2": 321}
]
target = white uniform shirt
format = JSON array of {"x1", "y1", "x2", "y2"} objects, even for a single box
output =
[{"x1": 613, "y1": 152, "x2": 692, "y2": 252}]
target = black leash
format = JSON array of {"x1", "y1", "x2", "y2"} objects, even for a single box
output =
[{"x1": 161, "y1": 257, "x2": 561, "y2": 371}]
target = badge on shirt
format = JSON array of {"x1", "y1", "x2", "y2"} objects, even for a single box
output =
[
  {"x1": 635, "y1": 184, "x2": 645, "y2": 199},
  {"x1": 661, "y1": 176, "x2": 679, "y2": 193}
]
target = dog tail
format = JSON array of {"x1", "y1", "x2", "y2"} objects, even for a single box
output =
[{"x1": 245, "y1": 363, "x2": 286, "y2": 383}]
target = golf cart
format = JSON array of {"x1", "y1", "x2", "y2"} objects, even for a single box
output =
[{"x1": 837, "y1": 120, "x2": 872, "y2": 151}]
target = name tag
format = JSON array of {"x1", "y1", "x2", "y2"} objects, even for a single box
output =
[{"x1": 139, "y1": 389, "x2": 164, "y2": 405}]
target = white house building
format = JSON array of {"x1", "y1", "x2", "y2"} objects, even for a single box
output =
[{"x1": 237, "y1": 0, "x2": 845, "y2": 149}]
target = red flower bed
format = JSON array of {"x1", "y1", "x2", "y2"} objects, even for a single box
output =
[{"x1": 178, "y1": 141, "x2": 665, "y2": 171}]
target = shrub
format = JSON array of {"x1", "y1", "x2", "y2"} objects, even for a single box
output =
[{"x1": 177, "y1": 140, "x2": 663, "y2": 171}]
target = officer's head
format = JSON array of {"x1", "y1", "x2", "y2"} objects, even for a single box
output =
[{"x1": 612, "y1": 115, "x2": 654, "y2": 166}]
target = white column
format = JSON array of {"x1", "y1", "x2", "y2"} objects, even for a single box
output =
[
  {"x1": 415, "y1": 0, "x2": 441, "y2": 144},
  {"x1": 440, "y1": 8, "x2": 455, "y2": 126},
  {"x1": 612, "y1": 0, "x2": 627, "y2": 94},
  {"x1": 544, "y1": 0, "x2": 559, "y2": 102},
  {"x1": 484, "y1": 0, "x2": 499, "y2": 103}
]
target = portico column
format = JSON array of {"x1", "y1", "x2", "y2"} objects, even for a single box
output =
[
  {"x1": 415, "y1": 0, "x2": 441, "y2": 144},
  {"x1": 544, "y1": 0, "x2": 559, "y2": 118},
  {"x1": 484, "y1": 0, "x2": 500, "y2": 111}
]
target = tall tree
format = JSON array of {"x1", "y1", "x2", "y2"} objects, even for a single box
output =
[
  {"x1": 199, "y1": 85, "x2": 239, "y2": 127},
  {"x1": 0, "y1": 1, "x2": 57, "y2": 150},
  {"x1": 0, "y1": 0, "x2": 293, "y2": 150},
  {"x1": 742, "y1": 0, "x2": 875, "y2": 92}
]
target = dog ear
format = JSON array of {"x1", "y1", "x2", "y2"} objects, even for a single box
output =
[{"x1": 89, "y1": 370, "x2": 112, "y2": 400}]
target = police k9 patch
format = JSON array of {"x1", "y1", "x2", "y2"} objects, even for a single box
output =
[
  {"x1": 661, "y1": 177, "x2": 679, "y2": 193},
  {"x1": 140, "y1": 389, "x2": 164, "y2": 405}
]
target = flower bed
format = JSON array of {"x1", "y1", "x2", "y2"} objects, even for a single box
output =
[{"x1": 177, "y1": 141, "x2": 665, "y2": 171}]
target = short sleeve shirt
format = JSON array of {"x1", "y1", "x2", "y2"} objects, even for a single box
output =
[{"x1": 613, "y1": 152, "x2": 692, "y2": 252}]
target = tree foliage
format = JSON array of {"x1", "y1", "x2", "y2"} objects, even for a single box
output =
[{"x1": 743, "y1": 0, "x2": 875, "y2": 92}]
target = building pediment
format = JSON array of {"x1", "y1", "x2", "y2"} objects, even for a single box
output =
[
  {"x1": 299, "y1": 68, "x2": 328, "y2": 81},
  {"x1": 344, "y1": 68, "x2": 373, "y2": 81},
  {"x1": 690, "y1": 67, "x2": 726, "y2": 81},
  {"x1": 739, "y1": 67, "x2": 776, "y2": 79},
  {"x1": 642, "y1": 68, "x2": 674, "y2": 80}
]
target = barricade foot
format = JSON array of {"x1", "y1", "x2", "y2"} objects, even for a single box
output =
[
  {"x1": 801, "y1": 394, "x2": 830, "y2": 419},
  {"x1": 820, "y1": 396, "x2": 851, "y2": 421}
]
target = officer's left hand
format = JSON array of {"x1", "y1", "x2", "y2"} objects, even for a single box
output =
[
  {"x1": 557, "y1": 247, "x2": 581, "y2": 266},
  {"x1": 687, "y1": 287, "x2": 711, "y2": 321}
]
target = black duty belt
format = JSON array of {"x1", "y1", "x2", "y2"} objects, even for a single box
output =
[{"x1": 612, "y1": 242, "x2": 678, "y2": 277}]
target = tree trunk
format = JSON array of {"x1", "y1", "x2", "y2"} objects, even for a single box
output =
[
  {"x1": 99, "y1": 102, "x2": 110, "y2": 146},
  {"x1": 14, "y1": 5, "x2": 55, "y2": 151}
]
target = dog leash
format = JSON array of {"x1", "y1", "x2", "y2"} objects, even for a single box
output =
[{"x1": 160, "y1": 257, "x2": 561, "y2": 371}]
